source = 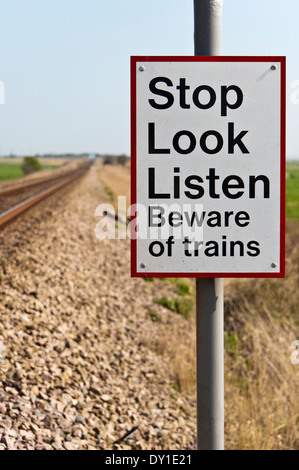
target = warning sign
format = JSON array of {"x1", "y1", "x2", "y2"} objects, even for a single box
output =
[{"x1": 131, "y1": 56, "x2": 286, "y2": 278}]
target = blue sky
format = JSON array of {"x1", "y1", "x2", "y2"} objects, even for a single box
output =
[{"x1": 0, "y1": 0, "x2": 298, "y2": 157}]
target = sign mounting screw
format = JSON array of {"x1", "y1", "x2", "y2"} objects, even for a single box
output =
[
  {"x1": 139, "y1": 66, "x2": 145, "y2": 72},
  {"x1": 271, "y1": 262, "x2": 278, "y2": 268},
  {"x1": 140, "y1": 263, "x2": 146, "y2": 269},
  {"x1": 271, "y1": 65, "x2": 277, "y2": 71}
]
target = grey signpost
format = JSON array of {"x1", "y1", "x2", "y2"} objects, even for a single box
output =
[
  {"x1": 194, "y1": 0, "x2": 225, "y2": 450},
  {"x1": 131, "y1": 0, "x2": 284, "y2": 451}
]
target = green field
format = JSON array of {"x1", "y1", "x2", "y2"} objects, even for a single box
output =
[
  {"x1": 286, "y1": 163, "x2": 299, "y2": 219},
  {"x1": 0, "y1": 163, "x2": 24, "y2": 181},
  {"x1": 0, "y1": 163, "x2": 59, "y2": 182}
]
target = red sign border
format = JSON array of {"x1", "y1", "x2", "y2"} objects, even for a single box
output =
[{"x1": 131, "y1": 56, "x2": 286, "y2": 278}]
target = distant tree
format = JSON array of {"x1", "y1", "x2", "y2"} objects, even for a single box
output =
[
  {"x1": 22, "y1": 156, "x2": 42, "y2": 175},
  {"x1": 117, "y1": 154, "x2": 128, "y2": 166},
  {"x1": 103, "y1": 155, "x2": 115, "y2": 165}
]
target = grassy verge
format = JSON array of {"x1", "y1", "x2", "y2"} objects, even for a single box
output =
[
  {"x1": 0, "y1": 163, "x2": 24, "y2": 180},
  {"x1": 286, "y1": 162, "x2": 299, "y2": 220},
  {"x1": 103, "y1": 185, "x2": 115, "y2": 201},
  {"x1": 157, "y1": 297, "x2": 193, "y2": 319},
  {"x1": 98, "y1": 163, "x2": 131, "y2": 210},
  {"x1": 146, "y1": 221, "x2": 299, "y2": 449},
  {"x1": 224, "y1": 221, "x2": 299, "y2": 449},
  {"x1": 0, "y1": 162, "x2": 63, "y2": 181}
]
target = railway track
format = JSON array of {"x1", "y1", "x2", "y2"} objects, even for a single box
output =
[{"x1": 0, "y1": 160, "x2": 93, "y2": 228}]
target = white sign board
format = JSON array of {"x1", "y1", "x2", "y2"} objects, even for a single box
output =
[{"x1": 131, "y1": 57, "x2": 285, "y2": 278}]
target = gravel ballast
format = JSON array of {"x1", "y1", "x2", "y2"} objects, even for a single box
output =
[{"x1": 0, "y1": 163, "x2": 196, "y2": 450}]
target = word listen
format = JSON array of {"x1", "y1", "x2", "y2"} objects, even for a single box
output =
[{"x1": 149, "y1": 168, "x2": 270, "y2": 200}]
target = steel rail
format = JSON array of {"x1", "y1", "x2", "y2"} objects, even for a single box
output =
[
  {"x1": 0, "y1": 163, "x2": 92, "y2": 228},
  {"x1": 0, "y1": 162, "x2": 91, "y2": 197}
]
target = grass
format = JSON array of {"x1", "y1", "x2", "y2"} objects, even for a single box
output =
[
  {"x1": 103, "y1": 185, "x2": 115, "y2": 201},
  {"x1": 99, "y1": 163, "x2": 131, "y2": 210},
  {"x1": 286, "y1": 164, "x2": 299, "y2": 219},
  {"x1": 160, "y1": 277, "x2": 194, "y2": 297},
  {"x1": 223, "y1": 221, "x2": 299, "y2": 449},
  {"x1": 224, "y1": 331, "x2": 240, "y2": 356},
  {"x1": 157, "y1": 296, "x2": 193, "y2": 319},
  {"x1": 147, "y1": 311, "x2": 162, "y2": 322},
  {"x1": 176, "y1": 282, "x2": 191, "y2": 297},
  {"x1": 0, "y1": 163, "x2": 24, "y2": 181},
  {"x1": 146, "y1": 221, "x2": 299, "y2": 449},
  {"x1": 0, "y1": 162, "x2": 64, "y2": 182}
]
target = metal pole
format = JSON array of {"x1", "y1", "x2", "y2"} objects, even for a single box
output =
[
  {"x1": 196, "y1": 279, "x2": 224, "y2": 450},
  {"x1": 194, "y1": 0, "x2": 223, "y2": 56},
  {"x1": 193, "y1": 0, "x2": 224, "y2": 451}
]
